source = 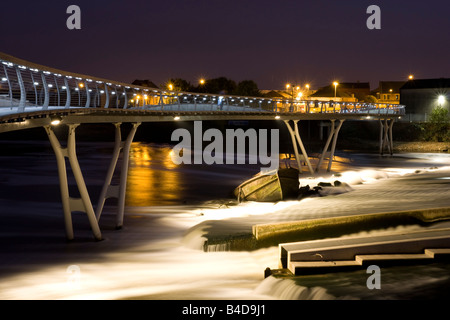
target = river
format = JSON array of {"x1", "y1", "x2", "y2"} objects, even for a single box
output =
[{"x1": 0, "y1": 139, "x2": 449, "y2": 301}]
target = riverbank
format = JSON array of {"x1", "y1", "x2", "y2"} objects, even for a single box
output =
[
  {"x1": 337, "y1": 137, "x2": 450, "y2": 153},
  {"x1": 393, "y1": 141, "x2": 450, "y2": 152}
]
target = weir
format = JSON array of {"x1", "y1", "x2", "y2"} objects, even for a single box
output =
[{"x1": 0, "y1": 52, "x2": 405, "y2": 240}]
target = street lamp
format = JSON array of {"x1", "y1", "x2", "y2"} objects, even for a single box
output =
[
  {"x1": 199, "y1": 79, "x2": 205, "y2": 85},
  {"x1": 286, "y1": 83, "x2": 302, "y2": 99},
  {"x1": 438, "y1": 95, "x2": 446, "y2": 106},
  {"x1": 333, "y1": 82, "x2": 339, "y2": 98},
  {"x1": 409, "y1": 75, "x2": 414, "y2": 80}
]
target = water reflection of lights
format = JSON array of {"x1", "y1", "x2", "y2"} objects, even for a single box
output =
[{"x1": 127, "y1": 143, "x2": 182, "y2": 206}]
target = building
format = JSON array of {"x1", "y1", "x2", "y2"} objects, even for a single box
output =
[
  {"x1": 308, "y1": 83, "x2": 359, "y2": 102},
  {"x1": 338, "y1": 82, "x2": 371, "y2": 101},
  {"x1": 372, "y1": 81, "x2": 406, "y2": 104},
  {"x1": 400, "y1": 78, "x2": 450, "y2": 122}
]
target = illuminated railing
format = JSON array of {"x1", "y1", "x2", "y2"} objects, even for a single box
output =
[{"x1": 0, "y1": 53, "x2": 405, "y2": 116}]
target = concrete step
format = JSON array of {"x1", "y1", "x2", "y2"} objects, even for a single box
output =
[
  {"x1": 279, "y1": 228, "x2": 450, "y2": 274},
  {"x1": 288, "y1": 249, "x2": 450, "y2": 275}
]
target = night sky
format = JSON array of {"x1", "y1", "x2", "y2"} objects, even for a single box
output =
[{"x1": 1, "y1": 0, "x2": 449, "y2": 90}]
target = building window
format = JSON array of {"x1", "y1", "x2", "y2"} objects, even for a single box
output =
[{"x1": 395, "y1": 95, "x2": 399, "y2": 100}]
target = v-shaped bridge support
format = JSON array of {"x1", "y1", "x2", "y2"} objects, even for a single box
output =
[
  {"x1": 96, "y1": 122, "x2": 141, "y2": 229},
  {"x1": 45, "y1": 124, "x2": 102, "y2": 241},
  {"x1": 284, "y1": 120, "x2": 315, "y2": 174},
  {"x1": 379, "y1": 118, "x2": 395, "y2": 156},
  {"x1": 316, "y1": 119, "x2": 345, "y2": 173},
  {"x1": 45, "y1": 122, "x2": 140, "y2": 240},
  {"x1": 284, "y1": 119, "x2": 345, "y2": 174}
]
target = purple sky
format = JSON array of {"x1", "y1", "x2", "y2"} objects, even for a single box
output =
[{"x1": 1, "y1": 0, "x2": 449, "y2": 90}]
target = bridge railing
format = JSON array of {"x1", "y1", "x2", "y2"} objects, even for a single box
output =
[{"x1": 0, "y1": 54, "x2": 405, "y2": 117}]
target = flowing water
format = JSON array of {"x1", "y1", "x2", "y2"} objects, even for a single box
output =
[{"x1": 0, "y1": 138, "x2": 449, "y2": 300}]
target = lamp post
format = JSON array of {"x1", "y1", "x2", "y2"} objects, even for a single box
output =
[
  {"x1": 286, "y1": 83, "x2": 302, "y2": 99},
  {"x1": 333, "y1": 82, "x2": 339, "y2": 98},
  {"x1": 286, "y1": 83, "x2": 291, "y2": 97}
]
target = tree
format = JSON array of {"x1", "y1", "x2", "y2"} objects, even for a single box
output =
[
  {"x1": 429, "y1": 106, "x2": 449, "y2": 123},
  {"x1": 164, "y1": 78, "x2": 192, "y2": 92},
  {"x1": 363, "y1": 95, "x2": 378, "y2": 103},
  {"x1": 132, "y1": 79, "x2": 158, "y2": 88},
  {"x1": 195, "y1": 77, "x2": 237, "y2": 95},
  {"x1": 233, "y1": 80, "x2": 261, "y2": 97},
  {"x1": 422, "y1": 106, "x2": 450, "y2": 142}
]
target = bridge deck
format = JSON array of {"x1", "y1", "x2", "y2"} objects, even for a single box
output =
[{"x1": 0, "y1": 105, "x2": 401, "y2": 134}]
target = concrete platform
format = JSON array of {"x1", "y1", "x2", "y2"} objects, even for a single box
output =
[{"x1": 279, "y1": 228, "x2": 450, "y2": 275}]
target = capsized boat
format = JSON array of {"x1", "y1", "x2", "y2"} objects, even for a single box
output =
[{"x1": 234, "y1": 168, "x2": 299, "y2": 202}]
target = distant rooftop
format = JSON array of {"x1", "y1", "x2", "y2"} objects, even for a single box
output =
[
  {"x1": 339, "y1": 82, "x2": 370, "y2": 89},
  {"x1": 401, "y1": 78, "x2": 450, "y2": 90},
  {"x1": 373, "y1": 81, "x2": 406, "y2": 93}
]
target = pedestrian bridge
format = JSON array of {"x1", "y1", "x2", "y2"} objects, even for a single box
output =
[
  {"x1": 0, "y1": 52, "x2": 405, "y2": 241},
  {"x1": 0, "y1": 51, "x2": 404, "y2": 130}
]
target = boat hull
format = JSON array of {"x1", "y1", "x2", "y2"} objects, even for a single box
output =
[{"x1": 234, "y1": 168, "x2": 299, "y2": 202}]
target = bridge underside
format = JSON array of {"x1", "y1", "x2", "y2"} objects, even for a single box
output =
[{"x1": 0, "y1": 107, "x2": 399, "y2": 133}]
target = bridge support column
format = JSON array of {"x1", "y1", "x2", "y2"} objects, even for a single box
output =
[
  {"x1": 96, "y1": 122, "x2": 141, "y2": 229},
  {"x1": 316, "y1": 119, "x2": 345, "y2": 173},
  {"x1": 284, "y1": 120, "x2": 314, "y2": 174},
  {"x1": 379, "y1": 118, "x2": 395, "y2": 155},
  {"x1": 44, "y1": 124, "x2": 102, "y2": 241}
]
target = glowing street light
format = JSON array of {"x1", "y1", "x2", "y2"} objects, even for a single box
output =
[
  {"x1": 409, "y1": 75, "x2": 414, "y2": 80},
  {"x1": 50, "y1": 116, "x2": 62, "y2": 126},
  {"x1": 199, "y1": 79, "x2": 205, "y2": 85},
  {"x1": 168, "y1": 84, "x2": 173, "y2": 91},
  {"x1": 286, "y1": 83, "x2": 303, "y2": 99},
  {"x1": 333, "y1": 81, "x2": 339, "y2": 98},
  {"x1": 438, "y1": 95, "x2": 446, "y2": 106}
]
